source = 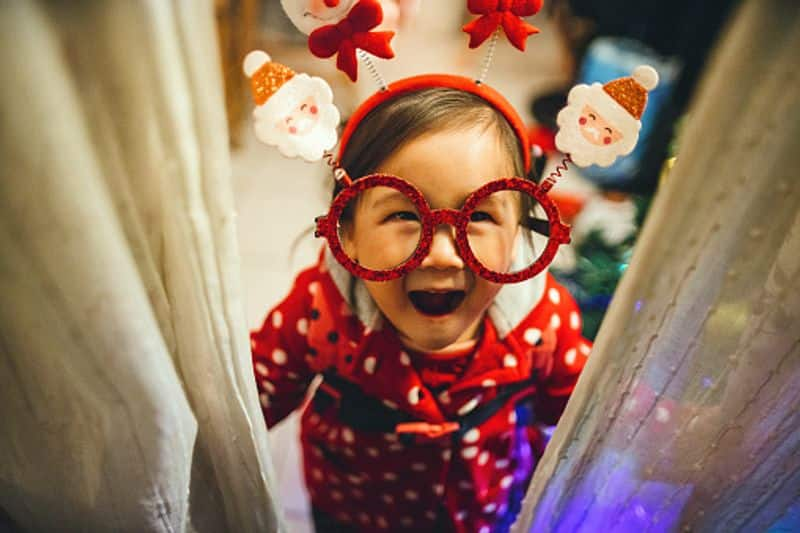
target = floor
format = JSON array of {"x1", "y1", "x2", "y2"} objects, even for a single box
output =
[{"x1": 231, "y1": 4, "x2": 567, "y2": 530}]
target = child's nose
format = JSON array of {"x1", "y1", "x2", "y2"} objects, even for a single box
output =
[{"x1": 420, "y1": 225, "x2": 465, "y2": 270}]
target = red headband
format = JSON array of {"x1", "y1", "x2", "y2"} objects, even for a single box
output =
[{"x1": 338, "y1": 74, "x2": 531, "y2": 173}]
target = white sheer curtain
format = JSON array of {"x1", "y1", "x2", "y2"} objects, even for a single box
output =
[
  {"x1": 0, "y1": 2, "x2": 282, "y2": 531},
  {"x1": 513, "y1": 1, "x2": 800, "y2": 532}
]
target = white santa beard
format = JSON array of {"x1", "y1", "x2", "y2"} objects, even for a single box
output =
[
  {"x1": 257, "y1": 110, "x2": 338, "y2": 162},
  {"x1": 556, "y1": 103, "x2": 638, "y2": 168}
]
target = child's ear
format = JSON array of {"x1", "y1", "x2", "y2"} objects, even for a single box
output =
[{"x1": 339, "y1": 222, "x2": 358, "y2": 261}]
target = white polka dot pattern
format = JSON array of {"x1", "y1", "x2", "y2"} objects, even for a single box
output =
[
  {"x1": 548, "y1": 287, "x2": 561, "y2": 304},
  {"x1": 463, "y1": 428, "x2": 480, "y2": 443},
  {"x1": 458, "y1": 395, "x2": 481, "y2": 415},
  {"x1": 272, "y1": 349, "x2": 287, "y2": 365},
  {"x1": 382, "y1": 399, "x2": 398, "y2": 410},
  {"x1": 251, "y1": 261, "x2": 593, "y2": 527},
  {"x1": 524, "y1": 327, "x2": 541, "y2": 345},
  {"x1": 462, "y1": 446, "x2": 478, "y2": 459},
  {"x1": 407, "y1": 386, "x2": 421, "y2": 405},
  {"x1": 570, "y1": 311, "x2": 581, "y2": 330}
]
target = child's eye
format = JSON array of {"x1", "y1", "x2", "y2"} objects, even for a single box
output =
[
  {"x1": 469, "y1": 211, "x2": 495, "y2": 223},
  {"x1": 385, "y1": 211, "x2": 420, "y2": 222}
]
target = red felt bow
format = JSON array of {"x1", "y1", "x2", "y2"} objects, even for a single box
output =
[
  {"x1": 308, "y1": 0, "x2": 395, "y2": 82},
  {"x1": 463, "y1": 0, "x2": 543, "y2": 51}
]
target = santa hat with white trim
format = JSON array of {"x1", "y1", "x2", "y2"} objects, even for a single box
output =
[
  {"x1": 243, "y1": 50, "x2": 300, "y2": 111},
  {"x1": 590, "y1": 65, "x2": 660, "y2": 133}
]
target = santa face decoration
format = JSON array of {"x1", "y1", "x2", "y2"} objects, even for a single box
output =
[
  {"x1": 556, "y1": 65, "x2": 659, "y2": 168},
  {"x1": 244, "y1": 50, "x2": 340, "y2": 162},
  {"x1": 577, "y1": 105, "x2": 623, "y2": 147},
  {"x1": 281, "y1": 0, "x2": 358, "y2": 35}
]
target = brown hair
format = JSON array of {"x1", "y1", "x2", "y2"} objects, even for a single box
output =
[{"x1": 337, "y1": 88, "x2": 528, "y2": 196}]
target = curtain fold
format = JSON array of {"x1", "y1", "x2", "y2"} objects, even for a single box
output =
[
  {"x1": 513, "y1": 1, "x2": 800, "y2": 532},
  {"x1": 0, "y1": 1, "x2": 282, "y2": 531}
]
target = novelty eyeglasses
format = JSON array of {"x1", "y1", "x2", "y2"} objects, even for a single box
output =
[{"x1": 314, "y1": 168, "x2": 571, "y2": 283}]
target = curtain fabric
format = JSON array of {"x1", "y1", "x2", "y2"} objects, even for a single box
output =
[
  {"x1": 513, "y1": 1, "x2": 800, "y2": 531},
  {"x1": 0, "y1": 2, "x2": 282, "y2": 531}
]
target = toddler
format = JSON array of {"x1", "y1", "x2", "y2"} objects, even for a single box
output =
[{"x1": 251, "y1": 80, "x2": 591, "y2": 533}]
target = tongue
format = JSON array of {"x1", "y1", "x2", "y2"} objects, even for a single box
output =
[{"x1": 408, "y1": 291, "x2": 465, "y2": 316}]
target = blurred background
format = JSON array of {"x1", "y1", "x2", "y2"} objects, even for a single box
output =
[{"x1": 221, "y1": 1, "x2": 738, "y2": 530}]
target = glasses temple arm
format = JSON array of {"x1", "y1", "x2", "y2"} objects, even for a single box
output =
[{"x1": 523, "y1": 216, "x2": 551, "y2": 237}]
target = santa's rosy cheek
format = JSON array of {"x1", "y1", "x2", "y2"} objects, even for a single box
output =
[
  {"x1": 289, "y1": 126, "x2": 298, "y2": 135},
  {"x1": 603, "y1": 137, "x2": 612, "y2": 145},
  {"x1": 310, "y1": 105, "x2": 318, "y2": 115},
  {"x1": 579, "y1": 117, "x2": 587, "y2": 125}
]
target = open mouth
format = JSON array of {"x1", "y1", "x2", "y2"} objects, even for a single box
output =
[{"x1": 408, "y1": 290, "x2": 466, "y2": 317}]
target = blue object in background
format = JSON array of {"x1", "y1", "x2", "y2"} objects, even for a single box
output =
[{"x1": 576, "y1": 37, "x2": 681, "y2": 187}]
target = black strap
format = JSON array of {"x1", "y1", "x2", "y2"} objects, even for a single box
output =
[
  {"x1": 315, "y1": 371, "x2": 413, "y2": 432},
  {"x1": 313, "y1": 369, "x2": 537, "y2": 438}
]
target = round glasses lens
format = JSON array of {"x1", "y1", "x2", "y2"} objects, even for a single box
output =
[
  {"x1": 467, "y1": 188, "x2": 550, "y2": 275},
  {"x1": 336, "y1": 185, "x2": 423, "y2": 272}
]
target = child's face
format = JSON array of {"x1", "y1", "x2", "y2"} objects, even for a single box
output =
[{"x1": 342, "y1": 126, "x2": 518, "y2": 352}]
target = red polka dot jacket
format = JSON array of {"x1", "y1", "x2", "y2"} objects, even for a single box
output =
[{"x1": 251, "y1": 251, "x2": 591, "y2": 532}]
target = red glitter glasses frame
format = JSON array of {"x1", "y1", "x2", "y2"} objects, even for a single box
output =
[{"x1": 314, "y1": 173, "x2": 571, "y2": 283}]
